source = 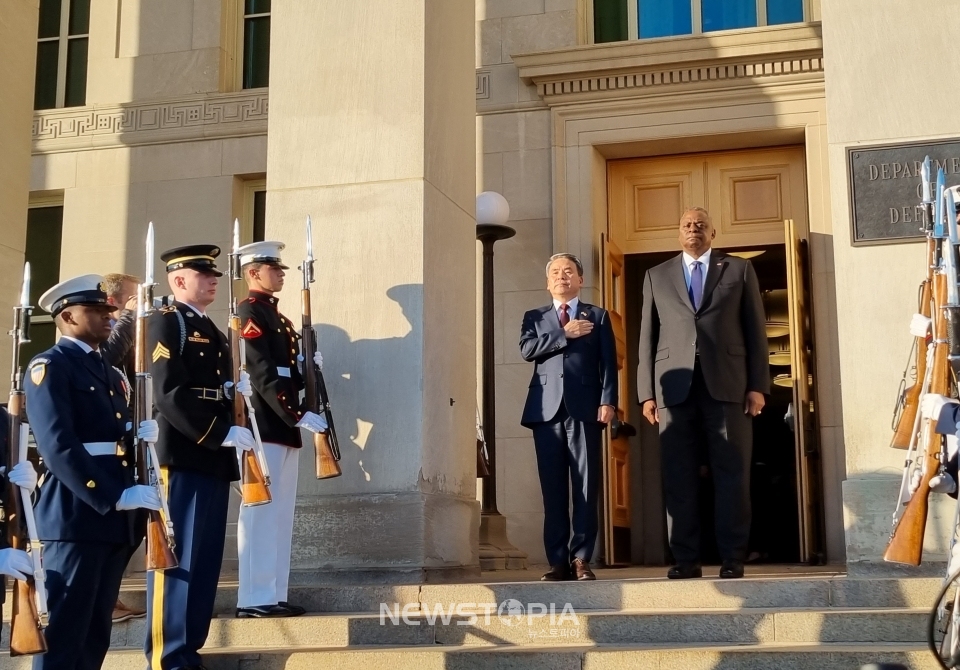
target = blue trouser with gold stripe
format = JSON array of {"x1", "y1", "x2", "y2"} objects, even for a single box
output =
[
  {"x1": 33, "y1": 541, "x2": 129, "y2": 670},
  {"x1": 145, "y1": 469, "x2": 229, "y2": 670}
]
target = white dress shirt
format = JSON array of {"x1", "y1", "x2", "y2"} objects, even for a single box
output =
[
  {"x1": 60, "y1": 335, "x2": 98, "y2": 354},
  {"x1": 552, "y1": 296, "x2": 580, "y2": 322},
  {"x1": 682, "y1": 248, "x2": 712, "y2": 294}
]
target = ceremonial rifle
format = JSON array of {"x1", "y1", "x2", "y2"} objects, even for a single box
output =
[
  {"x1": 885, "y1": 172, "x2": 954, "y2": 565},
  {"x1": 7, "y1": 263, "x2": 48, "y2": 655},
  {"x1": 892, "y1": 156, "x2": 936, "y2": 448},
  {"x1": 135, "y1": 223, "x2": 177, "y2": 570},
  {"x1": 228, "y1": 219, "x2": 272, "y2": 504},
  {"x1": 300, "y1": 216, "x2": 341, "y2": 479}
]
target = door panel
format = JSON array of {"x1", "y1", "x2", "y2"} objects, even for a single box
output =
[
  {"x1": 608, "y1": 147, "x2": 807, "y2": 253},
  {"x1": 785, "y1": 218, "x2": 825, "y2": 564},
  {"x1": 601, "y1": 233, "x2": 631, "y2": 565}
]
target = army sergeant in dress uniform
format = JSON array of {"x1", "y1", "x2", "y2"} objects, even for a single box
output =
[
  {"x1": 145, "y1": 245, "x2": 255, "y2": 670},
  {"x1": 25, "y1": 275, "x2": 161, "y2": 670},
  {"x1": 235, "y1": 241, "x2": 326, "y2": 618}
]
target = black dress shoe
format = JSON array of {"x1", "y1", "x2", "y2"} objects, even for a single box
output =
[
  {"x1": 278, "y1": 601, "x2": 306, "y2": 616},
  {"x1": 719, "y1": 560, "x2": 745, "y2": 579},
  {"x1": 541, "y1": 564, "x2": 571, "y2": 581},
  {"x1": 236, "y1": 604, "x2": 296, "y2": 618},
  {"x1": 571, "y1": 558, "x2": 596, "y2": 581},
  {"x1": 667, "y1": 563, "x2": 702, "y2": 580}
]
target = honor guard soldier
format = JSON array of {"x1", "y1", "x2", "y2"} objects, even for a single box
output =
[
  {"x1": 25, "y1": 275, "x2": 161, "y2": 670},
  {"x1": 234, "y1": 241, "x2": 325, "y2": 618},
  {"x1": 145, "y1": 245, "x2": 255, "y2": 670}
]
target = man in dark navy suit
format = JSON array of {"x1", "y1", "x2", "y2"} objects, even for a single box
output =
[
  {"x1": 145, "y1": 245, "x2": 253, "y2": 670},
  {"x1": 25, "y1": 274, "x2": 161, "y2": 670},
  {"x1": 520, "y1": 253, "x2": 617, "y2": 581}
]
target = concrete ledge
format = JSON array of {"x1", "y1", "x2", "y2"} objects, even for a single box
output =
[{"x1": 291, "y1": 491, "x2": 480, "y2": 579}]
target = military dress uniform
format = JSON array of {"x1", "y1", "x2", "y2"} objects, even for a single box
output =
[
  {"x1": 235, "y1": 241, "x2": 315, "y2": 616},
  {"x1": 24, "y1": 276, "x2": 144, "y2": 670},
  {"x1": 144, "y1": 246, "x2": 241, "y2": 670}
]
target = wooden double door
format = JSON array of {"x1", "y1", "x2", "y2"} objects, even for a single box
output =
[{"x1": 599, "y1": 146, "x2": 823, "y2": 565}]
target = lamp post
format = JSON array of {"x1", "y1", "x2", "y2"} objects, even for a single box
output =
[{"x1": 475, "y1": 191, "x2": 527, "y2": 571}]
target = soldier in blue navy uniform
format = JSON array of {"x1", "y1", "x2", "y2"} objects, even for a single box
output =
[
  {"x1": 25, "y1": 274, "x2": 161, "y2": 670},
  {"x1": 144, "y1": 245, "x2": 254, "y2": 670}
]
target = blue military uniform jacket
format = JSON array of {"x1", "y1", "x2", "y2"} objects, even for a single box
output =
[
  {"x1": 519, "y1": 301, "x2": 618, "y2": 427},
  {"x1": 24, "y1": 339, "x2": 139, "y2": 544},
  {"x1": 147, "y1": 302, "x2": 239, "y2": 482}
]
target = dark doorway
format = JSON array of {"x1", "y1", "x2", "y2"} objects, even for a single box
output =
[{"x1": 624, "y1": 244, "x2": 802, "y2": 566}]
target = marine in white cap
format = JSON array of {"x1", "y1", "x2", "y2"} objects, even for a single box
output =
[{"x1": 234, "y1": 240, "x2": 325, "y2": 618}]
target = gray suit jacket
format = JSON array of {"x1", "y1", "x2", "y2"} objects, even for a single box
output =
[{"x1": 637, "y1": 251, "x2": 770, "y2": 408}]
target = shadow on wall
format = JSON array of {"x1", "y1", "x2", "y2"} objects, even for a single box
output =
[{"x1": 313, "y1": 283, "x2": 423, "y2": 486}]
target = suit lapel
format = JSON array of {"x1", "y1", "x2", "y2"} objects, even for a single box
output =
[
  {"x1": 670, "y1": 255, "x2": 695, "y2": 313},
  {"x1": 699, "y1": 251, "x2": 728, "y2": 312},
  {"x1": 544, "y1": 304, "x2": 561, "y2": 332}
]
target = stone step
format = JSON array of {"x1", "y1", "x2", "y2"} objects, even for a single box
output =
[
  {"x1": 7, "y1": 606, "x2": 931, "y2": 650},
  {"x1": 65, "y1": 573, "x2": 942, "y2": 616},
  {"x1": 0, "y1": 643, "x2": 943, "y2": 670}
]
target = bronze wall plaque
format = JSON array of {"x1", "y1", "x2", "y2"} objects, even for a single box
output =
[{"x1": 848, "y1": 139, "x2": 960, "y2": 246}]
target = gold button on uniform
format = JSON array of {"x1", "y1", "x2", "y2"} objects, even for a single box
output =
[
  {"x1": 200, "y1": 352, "x2": 204, "y2": 357},
  {"x1": 110, "y1": 390, "x2": 115, "y2": 396},
  {"x1": 86, "y1": 480, "x2": 96, "y2": 488},
  {"x1": 90, "y1": 386, "x2": 95, "y2": 391},
  {"x1": 122, "y1": 460, "x2": 128, "y2": 467},
  {"x1": 115, "y1": 412, "x2": 122, "y2": 419}
]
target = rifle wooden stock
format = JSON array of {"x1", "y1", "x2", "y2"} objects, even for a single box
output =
[
  {"x1": 230, "y1": 314, "x2": 271, "y2": 505},
  {"x1": 892, "y1": 238, "x2": 937, "y2": 449},
  {"x1": 6, "y1": 392, "x2": 47, "y2": 656},
  {"x1": 134, "y1": 311, "x2": 178, "y2": 571},
  {"x1": 885, "y1": 273, "x2": 949, "y2": 565},
  {"x1": 313, "y1": 432, "x2": 341, "y2": 479},
  {"x1": 301, "y1": 289, "x2": 342, "y2": 479}
]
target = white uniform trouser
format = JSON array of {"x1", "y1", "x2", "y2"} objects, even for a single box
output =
[{"x1": 237, "y1": 442, "x2": 299, "y2": 607}]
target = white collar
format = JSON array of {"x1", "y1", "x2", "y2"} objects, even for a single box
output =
[
  {"x1": 60, "y1": 335, "x2": 97, "y2": 354},
  {"x1": 682, "y1": 248, "x2": 712, "y2": 267},
  {"x1": 553, "y1": 296, "x2": 580, "y2": 315},
  {"x1": 178, "y1": 300, "x2": 207, "y2": 317}
]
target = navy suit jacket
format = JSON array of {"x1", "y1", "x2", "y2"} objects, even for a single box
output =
[
  {"x1": 519, "y1": 301, "x2": 618, "y2": 427},
  {"x1": 24, "y1": 339, "x2": 138, "y2": 544}
]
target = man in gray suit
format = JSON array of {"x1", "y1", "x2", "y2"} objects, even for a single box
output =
[
  {"x1": 520, "y1": 254, "x2": 618, "y2": 581},
  {"x1": 637, "y1": 207, "x2": 769, "y2": 580}
]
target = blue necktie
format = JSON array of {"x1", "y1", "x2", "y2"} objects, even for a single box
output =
[{"x1": 689, "y1": 261, "x2": 703, "y2": 311}]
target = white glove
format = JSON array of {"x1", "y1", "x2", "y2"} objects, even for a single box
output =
[
  {"x1": 0, "y1": 548, "x2": 33, "y2": 581},
  {"x1": 921, "y1": 393, "x2": 956, "y2": 420},
  {"x1": 931, "y1": 470, "x2": 958, "y2": 494},
  {"x1": 222, "y1": 426, "x2": 255, "y2": 452},
  {"x1": 8, "y1": 461, "x2": 37, "y2": 494},
  {"x1": 909, "y1": 468, "x2": 922, "y2": 495},
  {"x1": 296, "y1": 411, "x2": 328, "y2": 434},
  {"x1": 235, "y1": 371, "x2": 252, "y2": 398},
  {"x1": 116, "y1": 485, "x2": 162, "y2": 511},
  {"x1": 314, "y1": 350, "x2": 324, "y2": 371},
  {"x1": 910, "y1": 313, "x2": 933, "y2": 338},
  {"x1": 137, "y1": 419, "x2": 159, "y2": 443}
]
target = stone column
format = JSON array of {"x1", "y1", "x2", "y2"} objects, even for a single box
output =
[
  {"x1": 0, "y1": 1, "x2": 38, "y2": 379},
  {"x1": 264, "y1": 0, "x2": 479, "y2": 582}
]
